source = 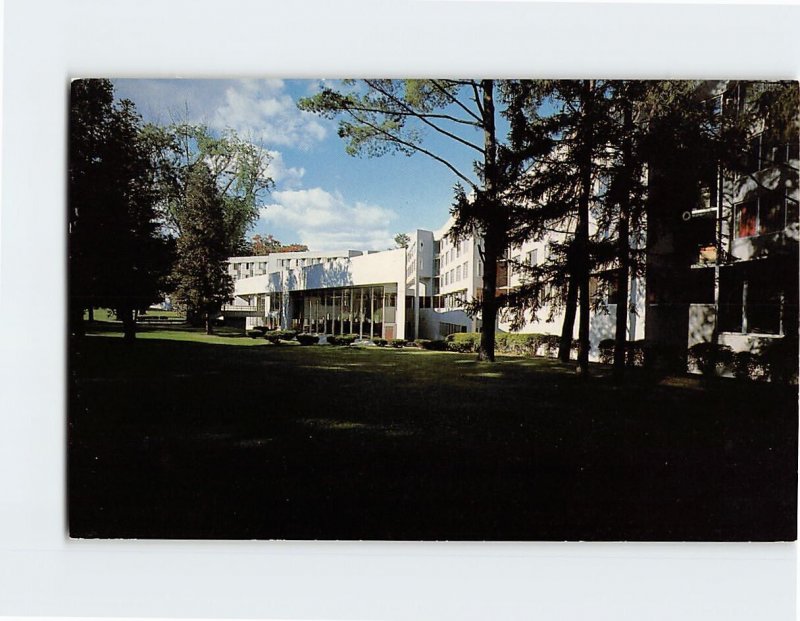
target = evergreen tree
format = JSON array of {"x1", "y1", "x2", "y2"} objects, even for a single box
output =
[
  {"x1": 501, "y1": 80, "x2": 616, "y2": 375},
  {"x1": 171, "y1": 163, "x2": 234, "y2": 334}
]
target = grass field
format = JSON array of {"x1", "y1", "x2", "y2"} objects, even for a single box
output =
[{"x1": 68, "y1": 327, "x2": 798, "y2": 540}]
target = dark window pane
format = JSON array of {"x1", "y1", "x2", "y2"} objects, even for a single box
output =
[
  {"x1": 746, "y1": 278, "x2": 782, "y2": 335},
  {"x1": 760, "y1": 192, "x2": 786, "y2": 234},
  {"x1": 718, "y1": 267, "x2": 743, "y2": 332}
]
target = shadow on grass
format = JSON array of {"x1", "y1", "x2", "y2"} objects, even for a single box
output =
[{"x1": 68, "y1": 333, "x2": 798, "y2": 541}]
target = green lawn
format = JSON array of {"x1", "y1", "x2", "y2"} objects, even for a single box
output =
[{"x1": 68, "y1": 327, "x2": 798, "y2": 540}]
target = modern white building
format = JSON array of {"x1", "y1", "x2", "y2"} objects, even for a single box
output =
[{"x1": 225, "y1": 213, "x2": 644, "y2": 355}]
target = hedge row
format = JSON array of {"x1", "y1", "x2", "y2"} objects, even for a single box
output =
[
  {"x1": 442, "y1": 332, "x2": 576, "y2": 356},
  {"x1": 687, "y1": 341, "x2": 798, "y2": 382}
]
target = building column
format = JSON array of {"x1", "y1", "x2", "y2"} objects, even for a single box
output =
[{"x1": 359, "y1": 288, "x2": 364, "y2": 338}]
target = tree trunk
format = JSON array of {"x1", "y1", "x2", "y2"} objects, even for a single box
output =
[
  {"x1": 120, "y1": 305, "x2": 136, "y2": 342},
  {"x1": 88, "y1": 306, "x2": 94, "y2": 322},
  {"x1": 613, "y1": 98, "x2": 633, "y2": 379},
  {"x1": 477, "y1": 79, "x2": 500, "y2": 363},
  {"x1": 478, "y1": 229, "x2": 501, "y2": 362},
  {"x1": 559, "y1": 274, "x2": 578, "y2": 361},
  {"x1": 576, "y1": 79, "x2": 594, "y2": 377},
  {"x1": 205, "y1": 313, "x2": 214, "y2": 335}
]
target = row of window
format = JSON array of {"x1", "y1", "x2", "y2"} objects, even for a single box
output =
[
  {"x1": 441, "y1": 261, "x2": 470, "y2": 287},
  {"x1": 441, "y1": 239, "x2": 470, "y2": 267}
]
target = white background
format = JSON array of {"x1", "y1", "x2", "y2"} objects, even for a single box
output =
[{"x1": 1, "y1": 1, "x2": 799, "y2": 619}]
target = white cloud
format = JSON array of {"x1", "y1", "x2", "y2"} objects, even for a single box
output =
[
  {"x1": 211, "y1": 79, "x2": 328, "y2": 149},
  {"x1": 259, "y1": 188, "x2": 397, "y2": 251},
  {"x1": 264, "y1": 150, "x2": 305, "y2": 189}
]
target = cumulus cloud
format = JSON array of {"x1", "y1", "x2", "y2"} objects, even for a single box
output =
[
  {"x1": 113, "y1": 78, "x2": 329, "y2": 150},
  {"x1": 259, "y1": 188, "x2": 397, "y2": 251},
  {"x1": 211, "y1": 79, "x2": 328, "y2": 149},
  {"x1": 264, "y1": 149, "x2": 305, "y2": 189}
]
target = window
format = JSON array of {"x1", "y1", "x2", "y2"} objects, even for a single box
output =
[
  {"x1": 463, "y1": 261, "x2": 469, "y2": 278},
  {"x1": 456, "y1": 265, "x2": 461, "y2": 281},
  {"x1": 526, "y1": 249, "x2": 538, "y2": 265},
  {"x1": 746, "y1": 278, "x2": 781, "y2": 334},
  {"x1": 740, "y1": 135, "x2": 761, "y2": 175},
  {"x1": 735, "y1": 191, "x2": 793, "y2": 238},
  {"x1": 760, "y1": 192, "x2": 786, "y2": 234},
  {"x1": 718, "y1": 264, "x2": 783, "y2": 335},
  {"x1": 450, "y1": 269, "x2": 455, "y2": 284}
]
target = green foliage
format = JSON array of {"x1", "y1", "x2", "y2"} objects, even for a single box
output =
[
  {"x1": 171, "y1": 164, "x2": 234, "y2": 332},
  {"x1": 688, "y1": 342, "x2": 734, "y2": 377},
  {"x1": 373, "y1": 338, "x2": 388, "y2": 347},
  {"x1": 445, "y1": 332, "x2": 481, "y2": 353},
  {"x1": 247, "y1": 326, "x2": 268, "y2": 339},
  {"x1": 144, "y1": 122, "x2": 274, "y2": 255},
  {"x1": 297, "y1": 333, "x2": 320, "y2": 346},
  {"x1": 420, "y1": 339, "x2": 448, "y2": 351},
  {"x1": 389, "y1": 338, "x2": 407, "y2": 348},
  {"x1": 68, "y1": 79, "x2": 174, "y2": 339},
  {"x1": 394, "y1": 233, "x2": 411, "y2": 249},
  {"x1": 328, "y1": 334, "x2": 359, "y2": 346},
  {"x1": 265, "y1": 329, "x2": 298, "y2": 344}
]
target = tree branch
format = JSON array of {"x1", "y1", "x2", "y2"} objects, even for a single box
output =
[
  {"x1": 363, "y1": 80, "x2": 485, "y2": 155},
  {"x1": 345, "y1": 108, "x2": 478, "y2": 190},
  {"x1": 429, "y1": 79, "x2": 484, "y2": 124}
]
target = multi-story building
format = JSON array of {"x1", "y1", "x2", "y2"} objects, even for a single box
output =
[{"x1": 226, "y1": 214, "x2": 644, "y2": 355}]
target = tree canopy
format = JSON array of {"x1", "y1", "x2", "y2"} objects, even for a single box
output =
[{"x1": 68, "y1": 78, "x2": 173, "y2": 340}]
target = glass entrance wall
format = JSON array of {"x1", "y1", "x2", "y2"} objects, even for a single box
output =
[{"x1": 291, "y1": 284, "x2": 398, "y2": 338}]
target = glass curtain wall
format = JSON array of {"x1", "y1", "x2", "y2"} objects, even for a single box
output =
[{"x1": 291, "y1": 285, "x2": 395, "y2": 338}]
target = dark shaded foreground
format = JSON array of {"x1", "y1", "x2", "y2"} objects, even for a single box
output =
[{"x1": 69, "y1": 336, "x2": 797, "y2": 540}]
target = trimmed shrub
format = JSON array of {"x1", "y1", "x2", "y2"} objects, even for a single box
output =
[
  {"x1": 597, "y1": 339, "x2": 645, "y2": 366},
  {"x1": 598, "y1": 339, "x2": 616, "y2": 364},
  {"x1": 296, "y1": 333, "x2": 320, "y2": 346},
  {"x1": 688, "y1": 342, "x2": 734, "y2": 376},
  {"x1": 247, "y1": 325, "x2": 267, "y2": 338},
  {"x1": 265, "y1": 329, "x2": 297, "y2": 344},
  {"x1": 760, "y1": 337, "x2": 799, "y2": 384},
  {"x1": 421, "y1": 339, "x2": 448, "y2": 351},
  {"x1": 373, "y1": 338, "x2": 388, "y2": 347},
  {"x1": 390, "y1": 338, "x2": 407, "y2": 348},
  {"x1": 446, "y1": 332, "x2": 480, "y2": 353},
  {"x1": 329, "y1": 333, "x2": 359, "y2": 346},
  {"x1": 413, "y1": 339, "x2": 429, "y2": 349},
  {"x1": 732, "y1": 350, "x2": 763, "y2": 380}
]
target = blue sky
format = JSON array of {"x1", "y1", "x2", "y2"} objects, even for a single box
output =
[{"x1": 113, "y1": 79, "x2": 484, "y2": 251}]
